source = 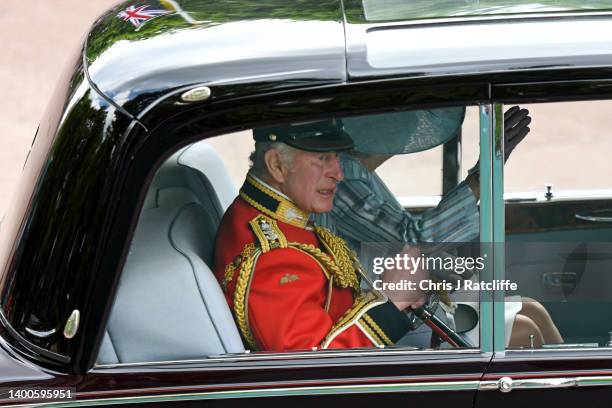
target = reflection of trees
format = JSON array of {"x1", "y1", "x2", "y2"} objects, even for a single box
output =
[
  {"x1": 86, "y1": 0, "x2": 341, "y2": 62},
  {"x1": 176, "y1": 0, "x2": 340, "y2": 20},
  {"x1": 87, "y1": 0, "x2": 612, "y2": 63},
  {"x1": 349, "y1": 0, "x2": 612, "y2": 21}
]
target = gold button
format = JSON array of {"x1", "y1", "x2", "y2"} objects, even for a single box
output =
[{"x1": 269, "y1": 133, "x2": 277, "y2": 141}]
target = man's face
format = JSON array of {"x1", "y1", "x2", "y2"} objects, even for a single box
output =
[{"x1": 280, "y1": 150, "x2": 344, "y2": 213}]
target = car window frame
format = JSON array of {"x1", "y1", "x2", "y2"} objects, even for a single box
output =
[{"x1": 83, "y1": 78, "x2": 494, "y2": 375}]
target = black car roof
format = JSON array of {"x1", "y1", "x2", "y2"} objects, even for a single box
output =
[
  {"x1": 85, "y1": 0, "x2": 612, "y2": 117},
  {"x1": 85, "y1": 0, "x2": 347, "y2": 117}
]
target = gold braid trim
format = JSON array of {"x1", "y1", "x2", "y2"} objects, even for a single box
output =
[
  {"x1": 357, "y1": 320, "x2": 384, "y2": 347},
  {"x1": 288, "y1": 242, "x2": 357, "y2": 290},
  {"x1": 223, "y1": 243, "x2": 256, "y2": 290},
  {"x1": 289, "y1": 245, "x2": 330, "y2": 281},
  {"x1": 240, "y1": 191, "x2": 283, "y2": 229},
  {"x1": 240, "y1": 175, "x2": 308, "y2": 228},
  {"x1": 314, "y1": 226, "x2": 360, "y2": 292},
  {"x1": 361, "y1": 313, "x2": 393, "y2": 346},
  {"x1": 233, "y1": 247, "x2": 262, "y2": 350},
  {"x1": 321, "y1": 291, "x2": 386, "y2": 348}
]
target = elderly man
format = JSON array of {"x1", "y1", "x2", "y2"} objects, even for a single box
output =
[{"x1": 214, "y1": 119, "x2": 425, "y2": 352}]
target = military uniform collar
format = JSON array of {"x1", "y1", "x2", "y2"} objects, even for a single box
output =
[{"x1": 240, "y1": 174, "x2": 309, "y2": 229}]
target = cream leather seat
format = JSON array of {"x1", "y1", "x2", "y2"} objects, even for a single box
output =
[{"x1": 98, "y1": 142, "x2": 242, "y2": 365}]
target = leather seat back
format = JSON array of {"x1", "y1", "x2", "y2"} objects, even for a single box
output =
[{"x1": 98, "y1": 142, "x2": 242, "y2": 365}]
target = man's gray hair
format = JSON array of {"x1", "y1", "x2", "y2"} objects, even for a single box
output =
[{"x1": 249, "y1": 142, "x2": 296, "y2": 178}]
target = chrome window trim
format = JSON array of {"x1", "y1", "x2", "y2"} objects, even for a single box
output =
[
  {"x1": 361, "y1": 11, "x2": 612, "y2": 29},
  {"x1": 505, "y1": 347, "x2": 612, "y2": 355},
  {"x1": 94, "y1": 348, "x2": 483, "y2": 369}
]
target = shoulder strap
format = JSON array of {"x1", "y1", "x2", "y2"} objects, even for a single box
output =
[{"x1": 248, "y1": 214, "x2": 288, "y2": 253}]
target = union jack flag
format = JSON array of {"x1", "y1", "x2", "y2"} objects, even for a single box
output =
[{"x1": 117, "y1": 5, "x2": 169, "y2": 29}]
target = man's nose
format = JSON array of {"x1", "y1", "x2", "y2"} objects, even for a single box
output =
[{"x1": 328, "y1": 155, "x2": 344, "y2": 182}]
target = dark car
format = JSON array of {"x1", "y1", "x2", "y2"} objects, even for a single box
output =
[{"x1": 2, "y1": 0, "x2": 612, "y2": 406}]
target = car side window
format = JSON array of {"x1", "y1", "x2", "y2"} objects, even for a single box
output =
[
  {"x1": 97, "y1": 107, "x2": 489, "y2": 366},
  {"x1": 503, "y1": 100, "x2": 612, "y2": 349}
]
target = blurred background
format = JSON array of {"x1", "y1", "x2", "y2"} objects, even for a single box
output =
[{"x1": 1, "y1": 0, "x2": 611, "y2": 217}]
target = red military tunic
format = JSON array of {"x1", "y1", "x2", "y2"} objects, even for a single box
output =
[{"x1": 214, "y1": 175, "x2": 412, "y2": 352}]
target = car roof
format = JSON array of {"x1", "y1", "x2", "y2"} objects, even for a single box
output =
[
  {"x1": 85, "y1": 0, "x2": 347, "y2": 117},
  {"x1": 85, "y1": 0, "x2": 612, "y2": 117}
]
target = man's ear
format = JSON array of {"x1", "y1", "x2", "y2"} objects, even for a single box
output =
[{"x1": 264, "y1": 149, "x2": 287, "y2": 184}]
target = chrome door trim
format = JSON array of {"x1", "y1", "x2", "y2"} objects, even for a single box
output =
[
  {"x1": 576, "y1": 375, "x2": 612, "y2": 387},
  {"x1": 505, "y1": 347, "x2": 612, "y2": 354},
  {"x1": 8, "y1": 375, "x2": 612, "y2": 406},
  {"x1": 7, "y1": 380, "x2": 481, "y2": 407},
  {"x1": 480, "y1": 375, "x2": 612, "y2": 392},
  {"x1": 363, "y1": 11, "x2": 612, "y2": 30},
  {"x1": 480, "y1": 376, "x2": 576, "y2": 391}
]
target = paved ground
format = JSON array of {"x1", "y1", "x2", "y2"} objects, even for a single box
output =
[{"x1": 1, "y1": 1, "x2": 611, "y2": 218}]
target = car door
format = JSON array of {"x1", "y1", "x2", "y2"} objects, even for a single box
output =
[{"x1": 476, "y1": 87, "x2": 612, "y2": 406}]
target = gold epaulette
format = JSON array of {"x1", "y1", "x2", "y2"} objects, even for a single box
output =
[{"x1": 248, "y1": 214, "x2": 288, "y2": 253}]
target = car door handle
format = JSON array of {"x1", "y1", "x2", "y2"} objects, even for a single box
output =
[
  {"x1": 542, "y1": 272, "x2": 577, "y2": 289},
  {"x1": 480, "y1": 376, "x2": 576, "y2": 392},
  {"x1": 576, "y1": 209, "x2": 612, "y2": 223}
]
